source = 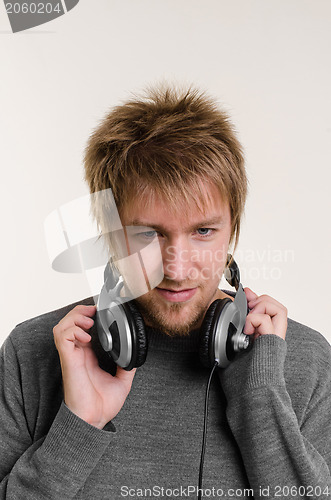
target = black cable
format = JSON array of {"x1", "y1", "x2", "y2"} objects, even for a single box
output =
[{"x1": 198, "y1": 361, "x2": 219, "y2": 500}]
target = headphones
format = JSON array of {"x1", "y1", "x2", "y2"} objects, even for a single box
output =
[{"x1": 96, "y1": 255, "x2": 251, "y2": 370}]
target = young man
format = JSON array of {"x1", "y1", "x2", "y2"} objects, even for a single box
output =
[{"x1": 1, "y1": 86, "x2": 330, "y2": 499}]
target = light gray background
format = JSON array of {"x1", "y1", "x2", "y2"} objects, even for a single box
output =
[{"x1": 0, "y1": 0, "x2": 330, "y2": 345}]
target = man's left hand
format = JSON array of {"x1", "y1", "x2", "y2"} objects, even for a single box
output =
[{"x1": 244, "y1": 288, "x2": 288, "y2": 341}]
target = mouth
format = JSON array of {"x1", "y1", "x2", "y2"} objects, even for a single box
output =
[{"x1": 155, "y1": 287, "x2": 197, "y2": 303}]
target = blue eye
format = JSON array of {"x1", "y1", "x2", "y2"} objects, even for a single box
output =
[
  {"x1": 197, "y1": 228, "x2": 214, "y2": 237},
  {"x1": 139, "y1": 230, "x2": 157, "y2": 239}
]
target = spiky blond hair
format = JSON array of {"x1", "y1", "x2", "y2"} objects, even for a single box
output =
[{"x1": 84, "y1": 84, "x2": 248, "y2": 251}]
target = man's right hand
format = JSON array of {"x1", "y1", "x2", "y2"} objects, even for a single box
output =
[{"x1": 53, "y1": 304, "x2": 136, "y2": 430}]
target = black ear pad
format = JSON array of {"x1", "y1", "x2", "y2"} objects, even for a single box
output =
[
  {"x1": 199, "y1": 298, "x2": 232, "y2": 368},
  {"x1": 90, "y1": 318, "x2": 117, "y2": 376},
  {"x1": 122, "y1": 301, "x2": 148, "y2": 370}
]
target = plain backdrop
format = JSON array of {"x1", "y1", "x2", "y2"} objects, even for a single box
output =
[{"x1": 0, "y1": 0, "x2": 330, "y2": 345}]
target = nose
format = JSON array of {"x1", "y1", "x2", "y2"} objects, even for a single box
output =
[{"x1": 162, "y1": 238, "x2": 195, "y2": 282}]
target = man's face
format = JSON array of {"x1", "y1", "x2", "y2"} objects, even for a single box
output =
[{"x1": 120, "y1": 183, "x2": 232, "y2": 336}]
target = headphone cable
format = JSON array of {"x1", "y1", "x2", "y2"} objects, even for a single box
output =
[{"x1": 198, "y1": 361, "x2": 219, "y2": 500}]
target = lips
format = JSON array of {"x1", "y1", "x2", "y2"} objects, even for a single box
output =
[{"x1": 156, "y1": 287, "x2": 197, "y2": 303}]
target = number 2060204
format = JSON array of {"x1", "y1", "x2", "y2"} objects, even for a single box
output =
[
  {"x1": 274, "y1": 485, "x2": 330, "y2": 497},
  {"x1": 5, "y1": 3, "x2": 62, "y2": 14}
]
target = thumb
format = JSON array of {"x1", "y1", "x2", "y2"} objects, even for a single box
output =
[{"x1": 115, "y1": 366, "x2": 136, "y2": 384}]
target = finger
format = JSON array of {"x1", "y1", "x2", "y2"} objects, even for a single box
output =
[
  {"x1": 54, "y1": 327, "x2": 92, "y2": 372},
  {"x1": 244, "y1": 287, "x2": 258, "y2": 303},
  {"x1": 66, "y1": 305, "x2": 97, "y2": 322},
  {"x1": 70, "y1": 328, "x2": 91, "y2": 343},
  {"x1": 244, "y1": 312, "x2": 274, "y2": 336},
  {"x1": 54, "y1": 325, "x2": 91, "y2": 349},
  {"x1": 248, "y1": 294, "x2": 285, "y2": 310},
  {"x1": 56, "y1": 313, "x2": 95, "y2": 333},
  {"x1": 249, "y1": 300, "x2": 284, "y2": 318},
  {"x1": 248, "y1": 299, "x2": 287, "y2": 339},
  {"x1": 72, "y1": 304, "x2": 97, "y2": 316}
]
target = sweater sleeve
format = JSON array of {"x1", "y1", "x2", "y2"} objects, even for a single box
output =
[
  {"x1": 0, "y1": 335, "x2": 115, "y2": 499},
  {"x1": 219, "y1": 334, "x2": 331, "y2": 500}
]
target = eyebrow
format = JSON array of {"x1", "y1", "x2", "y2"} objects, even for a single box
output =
[{"x1": 126, "y1": 216, "x2": 225, "y2": 233}]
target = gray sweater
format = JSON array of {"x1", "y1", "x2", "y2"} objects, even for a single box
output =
[{"x1": 0, "y1": 296, "x2": 330, "y2": 499}]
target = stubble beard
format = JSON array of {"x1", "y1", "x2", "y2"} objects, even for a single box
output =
[{"x1": 134, "y1": 283, "x2": 219, "y2": 337}]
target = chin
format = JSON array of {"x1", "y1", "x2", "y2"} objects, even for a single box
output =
[{"x1": 135, "y1": 293, "x2": 209, "y2": 336}]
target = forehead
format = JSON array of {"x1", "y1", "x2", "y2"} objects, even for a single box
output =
[{"x1": 120, "y1": 182, "x2": 230, "y2": 230}]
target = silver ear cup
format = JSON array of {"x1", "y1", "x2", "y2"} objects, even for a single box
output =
[
  {"x1": 96, "y1": 301, "x2": 133, "y2": 368},
  {"x1": 96, "y1": 275, "x2": 133, "y2": 368},
  {"x1": 229, "y1": 284, "x2": 250, "y2": 352},
  {"x1": 213, "y1": 284, "x2": 250, "y2": 368}
]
